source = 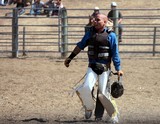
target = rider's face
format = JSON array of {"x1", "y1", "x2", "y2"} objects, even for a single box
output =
[{"x1": 93, "y1": 15, "x2": 106, "y2": 30}]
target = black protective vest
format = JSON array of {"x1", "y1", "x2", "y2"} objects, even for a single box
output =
[{"x1": 87, "y1": 31, "x2": 110, "y2": 60}]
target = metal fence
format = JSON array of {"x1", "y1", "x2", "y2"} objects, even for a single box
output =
[{"x1": 0, "y1": 7, "x2": 160, "y2": 58}]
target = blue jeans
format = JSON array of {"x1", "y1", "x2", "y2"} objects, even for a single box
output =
[
  {"x1": 18, "y1": 8, "x2": 25, "y2": 15},
  {"x1": 30, "y1": 9, "x2": 42, "y2": 15}
]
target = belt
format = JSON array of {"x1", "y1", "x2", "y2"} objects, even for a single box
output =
[{"x1": 88, "y1": 63, "x2": 110, "y2": 70}]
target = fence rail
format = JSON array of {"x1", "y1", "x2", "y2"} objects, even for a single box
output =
[{"x1": 0, "y1": 7, "x2": 160, "y2": 58}]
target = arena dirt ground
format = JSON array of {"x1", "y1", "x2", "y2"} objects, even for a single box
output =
[
  {"x1": 0, "y1": 0, "x2": 160, "y2": 123},
  {"x1": 0, "y1": 54, "x2": 160, "y2": 124}
]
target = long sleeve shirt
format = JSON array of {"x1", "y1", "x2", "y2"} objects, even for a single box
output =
[{"x1": 77, "y1": 27, "x2": 121, "y2": 71}]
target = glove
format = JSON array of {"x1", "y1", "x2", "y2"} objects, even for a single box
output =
[{"x1": 64, "y1": 58, "x2": 71, "y2": 67}]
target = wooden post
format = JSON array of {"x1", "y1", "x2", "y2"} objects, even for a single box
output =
[
  {"x1": 153, "y1": 27, "x2": 157, "y2": 56},
  {"x1": 12, "y1": 8, "x2": 19, "y2": 58},
  {"x1": 61, "y1": 7, "x2": 68, "y2": 58}
]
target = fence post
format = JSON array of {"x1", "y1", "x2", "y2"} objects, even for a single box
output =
[
  {"x1": 12, "y1": 8, "x2": 19, "y2": 58},
  {"x1": 23, "y1": 26, "x2": 26, "y2": 56},
  {"x1": 61, "y1": 7, "x2": 68, "y2": 58},
  {"x1": 153, "y1": 27, "x2": 157, "y2": 56},
  {"x1": 113, "y1": 7, "x2": 119, "y2": 43}
]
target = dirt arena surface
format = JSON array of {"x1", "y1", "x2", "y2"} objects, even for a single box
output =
[
  {"x1": 0, "y1": 0, "x2": 160, "y2": 123},
  {"x1": 0, "y1": 54, "x2": 160, "y2": 124}
]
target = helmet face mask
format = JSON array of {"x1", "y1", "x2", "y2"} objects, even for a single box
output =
[{"x1": 111, "y1": 81, "x2": 124, "y2": 98}]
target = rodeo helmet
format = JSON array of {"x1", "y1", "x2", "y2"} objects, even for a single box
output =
[{"x1": 111, "y1": 80, "x2": 124, "y2": 98}]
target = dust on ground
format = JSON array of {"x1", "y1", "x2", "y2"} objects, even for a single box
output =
[{"x1": 0, "y1": 55, "x2": 160, "y2": 124}]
